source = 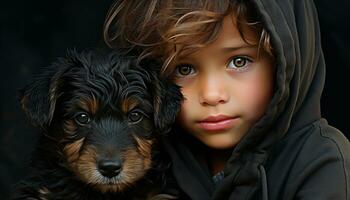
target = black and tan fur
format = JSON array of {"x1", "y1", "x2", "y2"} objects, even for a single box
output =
[{"x1": 11, "y1": 50, "x2": 182, "y2": 200}]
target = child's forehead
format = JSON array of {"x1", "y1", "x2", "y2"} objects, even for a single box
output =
[
  {"x1": 175, "y1": 15, "x2": 260, "y2": 59},
  {"x1": 211, "y1": 15, "x2": 259, "y2": 47}
]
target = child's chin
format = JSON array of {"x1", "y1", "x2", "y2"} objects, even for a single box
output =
[{"x1": 196, "y1": 133, "x2": 241, "y2": 150}]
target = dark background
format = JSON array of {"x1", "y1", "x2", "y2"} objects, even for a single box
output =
[{"x1": 1, "y1": 1, "x2": 349, "y2": 199}]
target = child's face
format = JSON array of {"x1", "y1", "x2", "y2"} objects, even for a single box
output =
[{"x1": 172, "y1": 15, "x2": 275, "y2": 149}]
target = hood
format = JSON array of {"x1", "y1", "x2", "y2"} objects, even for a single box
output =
[{"x1": 162, "y1": 0, "x2": 325, "y2": 199}]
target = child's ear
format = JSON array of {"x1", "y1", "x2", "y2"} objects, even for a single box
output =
[{"x1": 149, "y1": 70, "x2": 183, "y2": 134}]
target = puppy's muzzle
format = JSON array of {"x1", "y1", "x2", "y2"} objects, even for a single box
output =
[{"x1": 98, "y1": 159, "x2": 122, "y2": 178}]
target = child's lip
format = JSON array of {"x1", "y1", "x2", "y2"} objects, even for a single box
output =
[
  {"x1": 200, "y1": 115, "x2": 233, "y2": 122},
  {"x1": 197, "y1": 115, "x2": 238, "y2": 131}
]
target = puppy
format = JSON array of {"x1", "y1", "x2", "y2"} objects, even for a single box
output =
[{"x1": 11, "y1": 50, "x2": 182, "y2": 200}]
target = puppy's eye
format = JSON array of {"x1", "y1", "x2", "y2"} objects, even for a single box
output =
[
  {"x1": 75, "y1": 113, "x2": 91, "y2": 125},
  {"x1": 128, "y1": 110, "x2": 143, "y2": 124}
]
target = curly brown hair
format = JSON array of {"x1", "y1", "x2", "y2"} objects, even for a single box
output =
[{"x1": 104, "y1": 0, "x2": 272, "y2": 75}]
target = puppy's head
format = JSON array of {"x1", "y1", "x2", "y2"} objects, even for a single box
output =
[{"x1": 20, "y1": 50, "x2": 182, "y2": 192}]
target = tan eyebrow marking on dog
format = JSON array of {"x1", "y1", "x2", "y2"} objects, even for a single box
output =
[
  {"x1": 78, "y1": 96, "x2": 100, "y2": 114},
  {"x1": 122, "y1": 98, "x2": 139, "y2": 113}
]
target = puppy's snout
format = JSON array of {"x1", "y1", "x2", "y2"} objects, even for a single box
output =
[{"x1": 98, "y1": 159, "x2": 122, "y2": 178}]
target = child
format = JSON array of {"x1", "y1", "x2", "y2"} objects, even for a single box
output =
[{"x1": 103, "y1": 0, "x2": 350, "y2": 199}]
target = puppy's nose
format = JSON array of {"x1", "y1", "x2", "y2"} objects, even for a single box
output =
[{"x1": 98, "y1": 159, "x2": 122, "y2": 178}]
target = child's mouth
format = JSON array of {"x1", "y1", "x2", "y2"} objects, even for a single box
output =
[{"x1": 197, "y1": 115, "x2": 238, "y2": 131}]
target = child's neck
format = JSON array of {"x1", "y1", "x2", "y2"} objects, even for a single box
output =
[{"x1": 207, "y1": 148, "x2": 232, "y2": 175}]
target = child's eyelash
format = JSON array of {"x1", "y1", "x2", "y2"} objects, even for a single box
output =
[
  {"x1": 173, "y1": 63, "x2": 197, "y2": 77},
  {"x1": 226, "y1": 56, "x2": 253, "y2": 72}
]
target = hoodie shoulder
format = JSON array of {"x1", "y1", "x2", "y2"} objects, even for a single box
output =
[
  {"x1": 290, "y1": 119, "x2": 350, "y2": 199},
  {"x1": 266, "y1": 119, "x2": 350, "y2": 200}
]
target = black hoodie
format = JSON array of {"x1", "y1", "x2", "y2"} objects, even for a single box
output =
[{"x1": 162, "y1": 0, "x2": 350, "y2": 199}]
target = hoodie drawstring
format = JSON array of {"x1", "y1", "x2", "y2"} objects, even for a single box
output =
[{"x1": 259, "y1": 165, "x2": 268, "y2": 200}]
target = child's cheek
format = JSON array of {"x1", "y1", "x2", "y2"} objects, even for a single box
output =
[{"x1": 239, "y1": 68, "x2": 274, "y2": 122}]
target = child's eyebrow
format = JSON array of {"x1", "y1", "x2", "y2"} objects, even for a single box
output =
[{"x1": 221, "y1": 44, "x2": 258, "y2": 53}]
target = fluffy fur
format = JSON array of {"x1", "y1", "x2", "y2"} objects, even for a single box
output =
[{"x1": 11, "y1": 50, "x2": 182, "y2": 200}]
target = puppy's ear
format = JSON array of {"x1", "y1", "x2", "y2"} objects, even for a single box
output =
[
  {"x1": 149, "y1": 70, "x2": 183, "y2": 134},
  {"x1": 20, "y1": 51, "x2": 80, "y2": 128},
  {"x1": 19, "y1": 64, "x2": 65, "y2": 128}
]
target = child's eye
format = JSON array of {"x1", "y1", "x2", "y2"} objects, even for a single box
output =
[
  {"x1": 174, "y1": 64, "x2": 196, "y2": 77},
  {"x1": 227, "y1": 56, "x2": 252, "y2": 71}
]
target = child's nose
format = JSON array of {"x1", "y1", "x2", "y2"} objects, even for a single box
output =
[{"x1": 198, "y1": 74, "x2": 229, "y2": 106}]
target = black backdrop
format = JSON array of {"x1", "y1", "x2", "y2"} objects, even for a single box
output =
[{"x1": 1, "y1": 1, "x2": 349, "y2": 199}]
